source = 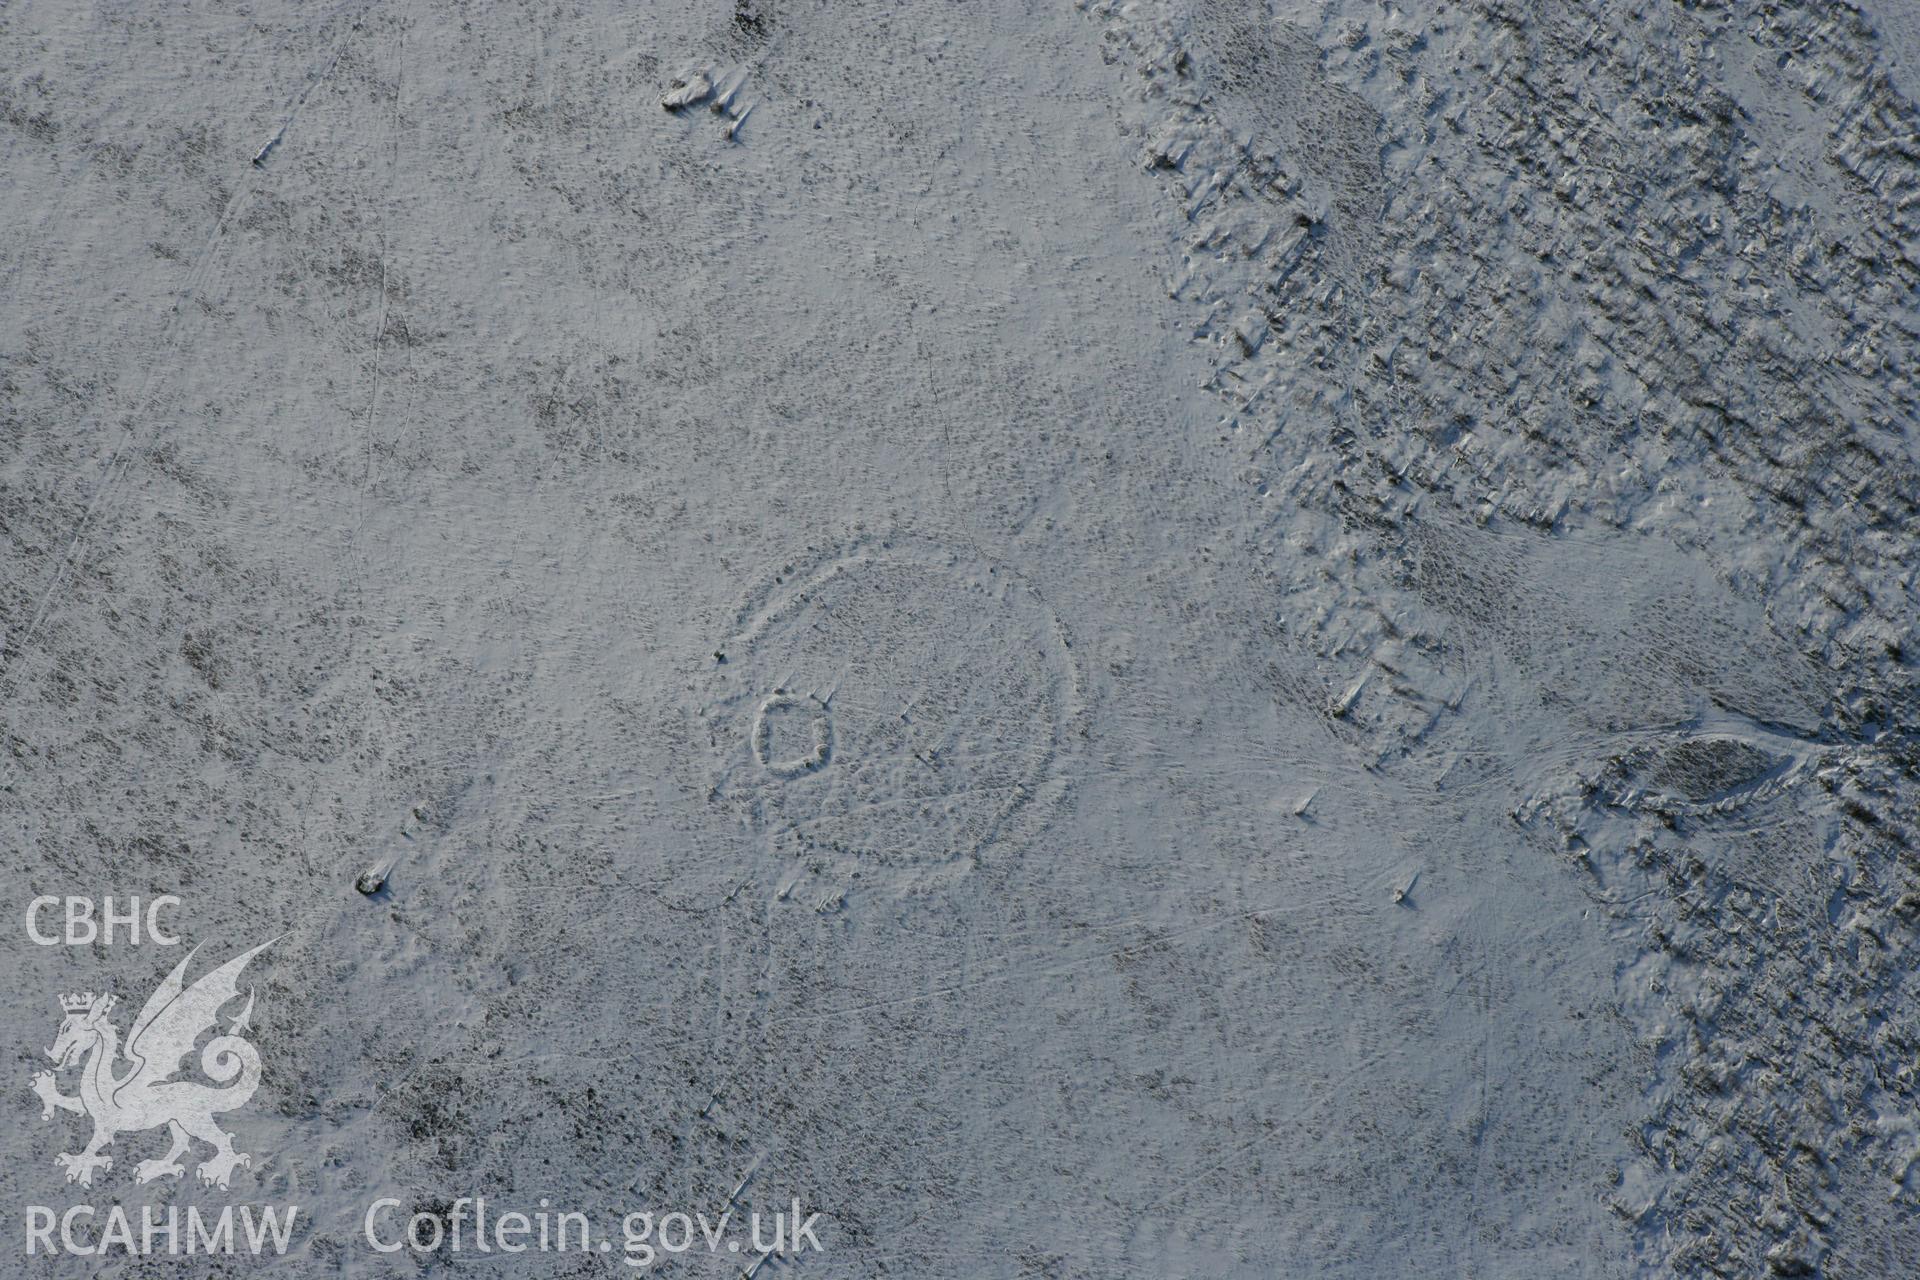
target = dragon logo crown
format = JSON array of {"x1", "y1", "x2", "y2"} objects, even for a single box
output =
[{"x1": 59, "y1": 992, "x2": 104, "y2": 1014}]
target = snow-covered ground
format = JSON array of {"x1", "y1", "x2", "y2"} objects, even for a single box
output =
[{"x1": 2, "y1": 1, "x2": 1916, "y2": 1276}]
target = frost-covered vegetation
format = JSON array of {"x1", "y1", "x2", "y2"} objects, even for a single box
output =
[{"x1": 3, "y1": 1, "x2": 1916, "y2": 1276}]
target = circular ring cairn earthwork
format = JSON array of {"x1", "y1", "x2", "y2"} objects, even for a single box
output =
[{"x1": 703, "y1": 549, "x2": 1076, "y2": 865}]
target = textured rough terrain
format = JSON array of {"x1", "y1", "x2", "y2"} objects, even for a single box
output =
[{"x1": 3, "y1": 1, "x2": 1916, "y2": 1276}]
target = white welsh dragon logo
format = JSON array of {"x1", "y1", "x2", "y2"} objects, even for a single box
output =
[{"x1": 28, "y1": 940, "x2": 273, "y2": 1189}]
